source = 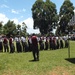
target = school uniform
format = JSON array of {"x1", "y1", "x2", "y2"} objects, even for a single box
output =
[
  {"x1": 44, "y1": 38, "x2": 48, "y2": 50},
  {"x1": 60, "y1": 37, "x2": 63, "y2": 48},
  {"x1": 0, "y1": 37, "x2": 3, "y2": 52},
  {"x1": 21, "y1": 36, "x2": 26, "y2": 52},
  {"x1": 32, "y1": 35, "x2": 39, "y2": 61},
  {"x1": 3, "y1": 37, "x2": 9, "y2": 52},
  {"x1": 15, "y1": 37, "x2": 22, "y2": 52},
  {"x1": 28, "y1": 37, "x2": 32, "y2": 51},
  {"x1": 9, "y1": 37, "x2": 15, "y2": 53},
  {"x1": 39, "y1": 38, "x2": 44, "y2": 50}
]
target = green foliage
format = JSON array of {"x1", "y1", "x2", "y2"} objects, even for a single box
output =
[
  {"x1": 3, "y1": 20, "x2": 16, "y2": 36},
  {"x1": 21, "y1": 22, "x2": 27, "y2": 36},
  {"x1": 16, "y1": 22, "x2": 27, "y2": 36},
  {"x1": 32, "y1": 0, "x2": 58, "y2": 35},
  {"x1": 0, "y1": 21, "x2": 3, "y2": 34},
  {"x1": 0, "y1": 20, "x2": 28, "y2": 37},
  {"x1": 58, "y1": 0, "x2": 74, "y2": 35},
  {"x1": 16, "y1": 24, "x2": 21, "y2": 35}
]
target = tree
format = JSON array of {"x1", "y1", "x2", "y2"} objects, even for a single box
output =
[
  {"x1": 21, "y1": 22, "x2": 27, "y2": 36},
  {"x1": 0, "y1": 21, "x2": 3, "y2": 34},
  {"x1": 44, "y1": 0, "x2": 58, "y2": 34},
  {"x1": 16, "y1": 24, "x2": 21, "y2": 35},
  {"x1": 32, "y1": 0, "x2": 44, "y2": 34},
  {"x1": 32, "y1": 0, "x2": 58, "y2": 35},
  {"x1": 58, "y1": 0, "x2": 74, "y2": 35},
  {"x1": 16, "y1": 22, "x2": 27, "y2": 36},
  {"x1": 3, "y1": 20, "x2": 16, "y2": 36}
]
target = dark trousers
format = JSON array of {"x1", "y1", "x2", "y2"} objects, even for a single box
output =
[
  {"x1": 0, "y1": 42, "x2": 3, "y2": 52},
  {"x1": 4, "y1": 44, "x2": 9, "y2": 52},
  {"x1": 16, "y1": 42, "x2": 22, "y2": 52},
  {"x1": 22, "y1": 42, "x2": 25, "y2": 52},
  {"x1": 44, "y1": 42, "x2": 48, "y2": 50},
  {"x1": 28, "y1": 43, "x2": 32, "y2": 51},
  {"x1": 10, "y1": 43, "x2": 15, "y2": 53},
  {"x1": 32, "y1": 45, "x2": 39, "y2": 60},
  {"x1": 40, "y1": 43, "x2": 44, "y2": 50}
]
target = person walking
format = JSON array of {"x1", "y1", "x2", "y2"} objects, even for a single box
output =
[{"x1": 31, "y1": 33, "x2": 39, "y2": 61}]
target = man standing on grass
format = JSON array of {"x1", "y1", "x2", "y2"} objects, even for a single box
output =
[
  {"x1": 31, "y1": 33, "x2": 39, "y2": 61},
  {"x1": 9, "y1": 35, "x2": 15, "y2": 53},
  {"x1": 0, "y1": 36, "x2": 3, "y2": 52},
  {"x1": 3, "y1": 35, "x2": 9, "y2": 52},
  {"x1": 21, "y1": 35, "x2": 26, "y2": 52}
]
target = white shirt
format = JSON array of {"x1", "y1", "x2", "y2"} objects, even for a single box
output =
[{"x1": 21, "y1": 36, "x2": 26, "y2": 42}]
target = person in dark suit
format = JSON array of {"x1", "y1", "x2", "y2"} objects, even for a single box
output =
[{"x1": 31, "y1": 33, "x2": 39, "y2": 61}]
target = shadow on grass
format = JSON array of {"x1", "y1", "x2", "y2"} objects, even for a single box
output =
[
  {"x1": 29, "y1": 59, "x2": 39, "y2": 62},
  {"x1": 65, "y1": 58, "x2": 75, "y2": 64}
]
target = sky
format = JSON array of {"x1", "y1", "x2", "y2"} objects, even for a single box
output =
[{"x1": 0, "y1": 0, "x2": 75, "y2": 34}]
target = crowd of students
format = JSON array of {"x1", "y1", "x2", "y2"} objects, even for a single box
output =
[
  {"x1": 38, "y1": 36, "x2": 68, "y2": 50},
  {"x1": 0, "y1": 35, "x2": 69, "y2": 53}
]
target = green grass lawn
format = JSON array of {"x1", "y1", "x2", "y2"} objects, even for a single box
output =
[{"x1": 0, "y1": 41, "x2": 75, "y2": 75}]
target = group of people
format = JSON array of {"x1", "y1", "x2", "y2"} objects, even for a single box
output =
[
  {"x1": 0, "y1": 34, "x2": 39, "y2": 61},
  {"x1": 38, "y1": 35, "x2": 68, "y2": 51},
  {"x1": 0, "y1": 34, "x2": 69, "y2": 61},
  {"x1": 49, "y1": 36, "x2": 68, "y2": 50}
]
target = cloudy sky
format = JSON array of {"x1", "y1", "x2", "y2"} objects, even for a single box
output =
[{"x1": 0, "y1": 0, "x2": 75, "y2": 34}]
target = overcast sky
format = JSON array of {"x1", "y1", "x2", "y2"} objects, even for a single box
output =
[{"x1": 0, "y1": 0, "x2": 75, "y2": 34}]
